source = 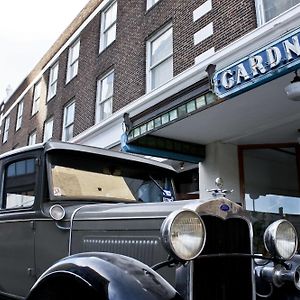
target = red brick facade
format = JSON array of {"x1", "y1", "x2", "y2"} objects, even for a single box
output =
[{"x1": 0, "y1": 0, "x2": 257, "y2": 154}]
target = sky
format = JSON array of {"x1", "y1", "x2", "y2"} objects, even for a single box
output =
[{"x1": 0, "y1": 0, "x2": 90, "y2": 102}]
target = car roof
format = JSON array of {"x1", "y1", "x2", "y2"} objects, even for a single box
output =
[{"x1": 0, "y1": 141, "x2": 176, "y2": 172}]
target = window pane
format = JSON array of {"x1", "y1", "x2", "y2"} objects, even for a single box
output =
[
  {"x1": 44, "y1": 119, "x2": 53, "y2": 142},
  {"x1": 65, "y1": 124, "x2": 74, "y2": 141},
  {"x1": 101, "y1": 98, "x2": 112, "y2": 120},
  {"x1": 151, "y1": 27, "x2": 173, "y2": 66},
  {"x1": 262, "y1": 0, "x2": 300, "y2": 22},
  {"x1": 26, "y1": 159, "x2": 35, "y2": 174},
  {"x1": 105, "y1": 24, "x2": 116, "y2": 47},
  {"x1": 29, "y1": 132, "x2": 36, "y2": 145},
  {"x1": 66, "y1": 103, "x2": 75, "y2": 126},
  {"x1": 104, "y1": 2, "x2": 117, "y2": 29},
  {"x1": 151, "y1": 56, "x2": 173, "y2": 89},
  {"x1": 34, "y1": 81, "x2": 41, "y2": 100},
  {"x1": 71, "y1": 41, "x2": 80, "y2": 63},
  {"x1": 101, "y1": 72, "x2": 114, "y2": 102},
  {"x1": 16, "y1": 161, "x2": 26, "y2": 176}
]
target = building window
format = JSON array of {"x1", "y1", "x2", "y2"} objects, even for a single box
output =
[
  {"x1": 28, "y1": 131, "x2": 37, "y2": 145},
  {"x1": 66, "y1": 39, "x2": 80, "y2": 83},
  {"x1": 96, "y1": 71, "x2": 114, "y2": 123},
  {"x1": 146, "y1": 0, "x2": 160, "y2": 10},
  {"x1": 146, "y1": 24, "x2": 173, "y2": 92},
  {"x1": 62, "y1": 100, "x2": 75, "y2": 141},
  {"x1": 47, "y1": 62, "x2": 59, "y2": 101},
  {"x1": 32, "y1": 80, "x2": 41, "y2": 115},
  {"x1": 15, "y1": 100, "x2": 24, "y2": 131},
  {"x1": 2, "y1": 116, "x2": 10, "y2": 143},
  {"x1": 43, "y1": 118, "x2": 54, "y2": 142},
  {"x1": 100, "y1": 1, "x2": 117, "y2": 52},
  {"x1": 256, "y1": 0, "x2": 300, "y2": 25}
]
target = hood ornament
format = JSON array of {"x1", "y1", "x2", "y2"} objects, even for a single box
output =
[{"x1": 206, "y1": 178, "x2": 233, "y2": 198}]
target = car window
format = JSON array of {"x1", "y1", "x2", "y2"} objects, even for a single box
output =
[{"x1": 3, "y1": 158, "x2": 36, "y2": 209}]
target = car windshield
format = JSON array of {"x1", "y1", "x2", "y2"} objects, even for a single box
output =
[{"x1": 47, "y1": 150, "x2": 175, "y2": 203}]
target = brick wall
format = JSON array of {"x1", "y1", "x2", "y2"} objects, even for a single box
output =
[{"x1": 0, "y1": 0, "x2": 257, "y2": 154}]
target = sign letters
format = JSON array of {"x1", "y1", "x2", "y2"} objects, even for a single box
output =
[{"x1": 213, "y1": 28, "x2": 300, "y2": 98}]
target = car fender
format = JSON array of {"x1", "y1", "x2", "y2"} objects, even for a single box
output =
[{"x1": 27, "y1": 252, "x2": 183, "y2": 300}]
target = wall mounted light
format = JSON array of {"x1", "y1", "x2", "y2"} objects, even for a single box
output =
[{"x1": 285, "y1": 70, "x2": 300, "y2": 101}]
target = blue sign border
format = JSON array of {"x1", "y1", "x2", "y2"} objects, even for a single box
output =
[{"x1": 213, "y1": 27, "x2": 300, "y2": 99}]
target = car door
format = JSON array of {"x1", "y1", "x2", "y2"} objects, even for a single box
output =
[{"x1": 0, "y1": 155, "x2": 39, "y2": 298}]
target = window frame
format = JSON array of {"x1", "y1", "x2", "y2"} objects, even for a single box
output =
[
  {"x1": 32, "y1": 80, "x2": 42, "y2": 116},
  {"x1": 146, "y1": 0, "x2": 160, "y2": 10},
  {"x1": 2, "y1": 116, "x2": 10, "y2": 144},
  {"x1": 255, "y1": 0, "x2": 300, "y2": 26},
  {"x1": 62, "y1": 100, "x2": 75, "y2": 141},
  {"x1": 43, "y1": 117, "x2": 54, "y2": 142},
  {"x1": 47, "y1": 61, "x2": 59, "y2": 101},
  {"x1": 95, "y1": 70, "x2": 114, "y2": 123},
  {"x1": 66, "y1": 39, "x2": 80, "y2": 83},
  {"x1": 2, "y1": 157, "x2": 37, "y2": 210},
  {"x1": 99, "y1": 1, "x2": 117, "y2": 53},
  {"x1": 146, "y1": 23, "x2": 173, "y2": 92},
  {"x1": 15, "y1": 100, "x2": 24, "y2": 131}
]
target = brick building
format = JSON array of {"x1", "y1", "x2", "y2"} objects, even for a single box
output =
[{"x1": 1, "y1": 0, "x2": 300, "y2": 210}]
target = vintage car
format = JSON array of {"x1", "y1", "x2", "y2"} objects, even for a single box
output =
[{"x1": 0, "y1": 141, "x2": 299, "y2": 300}]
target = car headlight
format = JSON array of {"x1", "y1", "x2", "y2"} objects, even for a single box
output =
[
  {"x1": 264, "y1": 219, "x2": 298, "y2": 260},
  {"x1": 161, "y1": 209, "x2": 206, "y2": 261}
]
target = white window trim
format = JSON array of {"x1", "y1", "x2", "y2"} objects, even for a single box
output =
[
  {"x1": 43, "y1": 117, "x2": 54, "y2": 142},
  {"x1": 47, "y1": 62, "x2": 59, "y2": 101},
  {"x1": 99, "y1": 1, "x2": 117, "y2": 53},
  {"x1": 15, "y1": 100, "x2": 24, "y2": 131},
  {"x1": 62, "y1": 100, "x2": 75, "y2": 141},
  {"x1": 32, "y1": 80, "x2": 41, "y2": 116},
  {"x1": 66, "y1": 39, "x2": 80, "y2": 83},
  {"x1": 255, "y1": 0, "x2": 300, "y2": 26},
  {"x1": 3, "y1": 116, "x2": 10, "y2": 143},
  {"x1": 95, "y1": 70, "x2": 114, "y2": 123},
  {"x1": 146, "y1": 0, "x2": 160, "y2": 10},
  {"x1": 28, "y1": 131, "x2": 37, "y2": 145},
  {"x1": 146, "y1": 23, "x2": 173, "y2": 92}
]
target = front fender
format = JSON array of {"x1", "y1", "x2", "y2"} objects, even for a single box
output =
[{"x1": 27, "y1": 252, "x2": 183, "y2": 300}]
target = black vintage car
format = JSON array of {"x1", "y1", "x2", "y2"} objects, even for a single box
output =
[{"x1": 0, "y1": 141, "x2": 299, "y2": 300}]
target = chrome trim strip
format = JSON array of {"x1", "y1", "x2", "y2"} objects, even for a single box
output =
[
  {"x1": 68, "y1": 205, "x2": 95, "y2": 256},
  {"x1": 68, "y1": 215, "x2": 168, "y2": 221},
  {"x1": 0, "y1": 218, "x2": 50, "y2": 224}
]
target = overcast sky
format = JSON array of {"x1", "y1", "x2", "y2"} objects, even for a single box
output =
[{"x1": 0, "y1": 0, "x2": 90, "y2": 102}]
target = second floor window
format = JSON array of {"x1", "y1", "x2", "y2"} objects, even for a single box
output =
[
  {"x1": 96, "y1": 71, "x2": 114, "y2": 123},
  {"x1": 2, "y1": 116, "x2": 10, "y2": 143},
  {"x1": 62, "y1": 100, "x2": 75, "y2": 141},
  {"x1": 48, "y1": 62, "x2": 59, "y2": 100},
  {"x1": 66, "y1": 39, "x2": 80, "y2": 83},
  {"x1": 43, "y1": 118, "x2": 54, "y2": 142},
  {"x1": 16, "y1": 100, "x2": 24, "y2": 131},
  {"x1": 32, "y1": 81, "x2": 41, "y2": 115},
  {"x1": 28, "y1": 131, "x2": 37, "y2": 145},
  {"x1": 146, "y1": 24, "x2": 173, "y2": 92},
  {"x1": 256, "y1": 0, "x2": 300, "y2": 25},
  {"x1": 100, "y1": 1, "x2": 117, "y2": 52}
]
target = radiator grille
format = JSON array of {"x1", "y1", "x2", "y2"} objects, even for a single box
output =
[
  {"x1": 193, "y1": 216, "x2": 253, "y2": 300},
  {"x1": 83, "y1": 237, "x2": 160, "y2": 266}
]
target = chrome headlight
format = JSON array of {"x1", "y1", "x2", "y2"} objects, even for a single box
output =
[
  {"x1": 264, "y1": 219, "x2": 298, "y2": 260},
  {"x1": 161, "y1": 209, "x2": 206, "y2": 261}
]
